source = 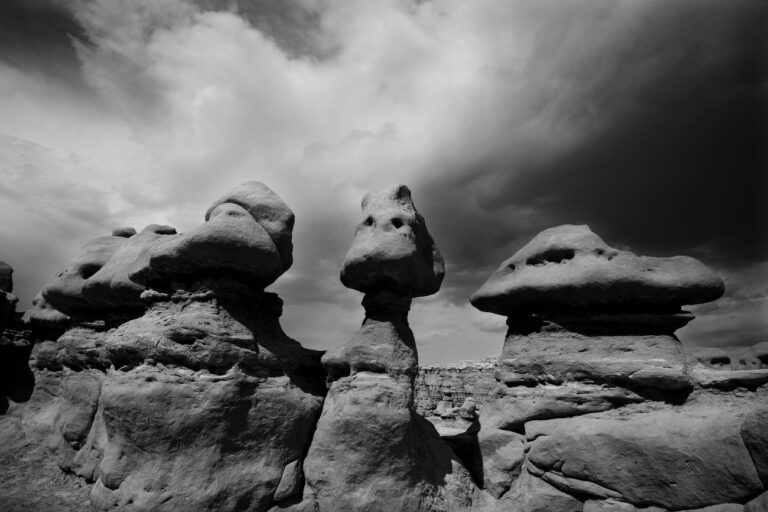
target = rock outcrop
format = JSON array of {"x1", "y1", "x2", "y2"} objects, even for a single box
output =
[
  {"x1": 465, "y1": 224, "x2": 768, "y2": 510},
  {"x1": 0, "y1": 261, "x2": 33, "y2": 414},
  {"x1": 2, "y1": 183, "x2": 326, "y2": 512},
  {"x1": 303, "y1": 185, "x2": 485, "y2": 512},
  {"x1": 2, "y1": 200, "x2": 766, "y2": 512}
]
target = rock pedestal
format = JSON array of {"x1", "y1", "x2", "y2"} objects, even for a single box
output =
[
  {"x1": 466, "y1": 225, "x2": 768, "y2": 511},
  {"x1": 303, "y1": 185, "x2": 484, "y2": 512}
]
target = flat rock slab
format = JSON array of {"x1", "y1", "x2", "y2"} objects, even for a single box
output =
[
  {"x1": 525, "y1": 403, "x2": 767, "y2": 509},
  {"x1": 496, "y1": 330, "x2": 692, "y2": 391}
]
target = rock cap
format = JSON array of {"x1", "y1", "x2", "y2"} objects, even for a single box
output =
[
  {"x1": 130, "y1": 182, "x2": 294, "y2": 289},
  {"x1": 470, "y1": 224, "x2": 724, "y2": 316},
  {"x1": 341, "y1": 184, "x2": 444, "y2": 297}
]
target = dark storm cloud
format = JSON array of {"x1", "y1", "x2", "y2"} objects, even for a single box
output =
[
  {"x1": 0, "y1": 0, "x2": 90, "y2": 87},
  {"x1": 417, "y1": 0, "x2": 767, "y2": 308}
]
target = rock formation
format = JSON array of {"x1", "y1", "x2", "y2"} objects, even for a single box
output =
[
  {"x1": 2, "y1": 197, "x2": 768, "y2": 512},
  {"x1": 0, "y1": 261, "x2": 33, "y2": 414},
  {"x1": 303, "y1": 185, "x2": 486, "y2": 511},
  {"x1": 2, "y1": 182, "x2": 326, "y2": 512},
  {"x1": 466, "y1": 224, "x2": 768, "y2": 510}
]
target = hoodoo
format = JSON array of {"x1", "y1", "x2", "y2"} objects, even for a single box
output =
[{"x1": 303, "y1": 184, "x2": 486, "y2": 512}]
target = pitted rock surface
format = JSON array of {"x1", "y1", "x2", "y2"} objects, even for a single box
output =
[
  {"x1": 470, "y1": 224, "x2": 724, "y2": 316},
  {"x1": 341, "y1": 184, "x2": 444, "y2": 297}
]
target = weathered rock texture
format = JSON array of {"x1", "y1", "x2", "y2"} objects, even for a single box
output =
[
  {"x1": 304, "y1": 185, "x2": 485, "y2": 511},
  {"x1": 461, "y1": 224, "x2": 768, "y2": 511},
  {"x1": 1, "y1": 183, "x2": 326, "y2": 512},
  {"x1": 2, "y1": 203, "x2": 767, "y2": 512},
  {"x1": 0, "y1": 261, "x2": 33, "y2": 414}
]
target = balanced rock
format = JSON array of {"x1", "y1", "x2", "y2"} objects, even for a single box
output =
[
  {"x1": 304, "y1": 185, "x2": 483, "y2": 511},
  {"x1": 735, "y1": 341, "x2": 768, "y2": 370},
  {"x1": 130, "y1": 182, "x2": 293, "y2": 289},
  {"x1": 340, "y1": 184, "x2": 444, "y2": 297},
  {"x1": 470, "y1": 224, "x2": 723, "y2": 315}
]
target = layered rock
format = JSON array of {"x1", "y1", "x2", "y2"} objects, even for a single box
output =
[
  {"x1": 3, "y1": 182, "x2": 327, "y2": 512},
  {"x1": 465, "y1": 225, "x2": 768, "y2": 510},
  {"x1": 471, "y1": 225, "x2": 725, "y2": 394},
  {"x1": 303, "y1": 185, "x2": 484, "y2": 511}
]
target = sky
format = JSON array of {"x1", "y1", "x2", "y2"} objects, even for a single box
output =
[{"x1": 0, "y1": 0, "x2": 766, "y2": 363}]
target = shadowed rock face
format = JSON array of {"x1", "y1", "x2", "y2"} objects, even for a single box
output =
[
  {"x1": 736, "y1": 341, "x2": 768, "y2": 370},
  {"x1": 341, "y1": 184, "x2": 444, "y2": 297},
  {"x1": 470, "y1": 224, "x2": 724, "y2": 316},
  {"x1": 0, "y1": 261, "x2": 12, "y2": 293}
]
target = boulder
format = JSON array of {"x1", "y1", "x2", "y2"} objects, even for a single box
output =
[
  {"x1": 81, "y1": 224, "x2": 177, "y2": 309},
  {"x1": 130, "y1": 186, "x2": 293, "y2": 289},
  {"x1": 303, "y1": 372, "x2": 480, "y2": 512},
  {"x1": 340, "y1": 185, "x2": 444, "y2": 297},
  {"x1": 470, "y1": 225, "x2": 724, "y2": 316},
  {"x1": 496, "y1": 326, "x2": 693, "y2": 392},
  {"x1": 41, "y1": 235, "x2": 127, "y2": 316},
  {"x1": 205, "y1": 180, "x2": 295, "y2": 272},
  {"x1": 525, "y1": 403, "x2": 766, "y2": 509}
]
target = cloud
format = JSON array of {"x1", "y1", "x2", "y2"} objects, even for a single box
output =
[{"x1": 0, "y1": 0, "x2": 765, "y2": 361}]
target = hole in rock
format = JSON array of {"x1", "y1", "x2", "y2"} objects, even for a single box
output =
[{"x1": 526, "y1": 248, "x2": 575, "y2": 266}]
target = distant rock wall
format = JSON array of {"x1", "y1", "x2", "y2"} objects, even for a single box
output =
[{"x1": 414, "y1": 358, "x2": 497, "y2": 418}]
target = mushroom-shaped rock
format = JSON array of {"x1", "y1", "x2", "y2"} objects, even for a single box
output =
[
  {"x1": 736, "y1": 341, "x2": 768, "y2": 370},
  {"x1": 42, "y1": 235, "x2": 127, "y2": 315},
  {"x1": 470, "y1": 224, "x2": 724, "y2": 316},
  {"x1": 341, "y1": 184, "x2": 444, "y2": 297},
  {"x1": 130, "y1": 183, "x2": 293, "y2": 289}
]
